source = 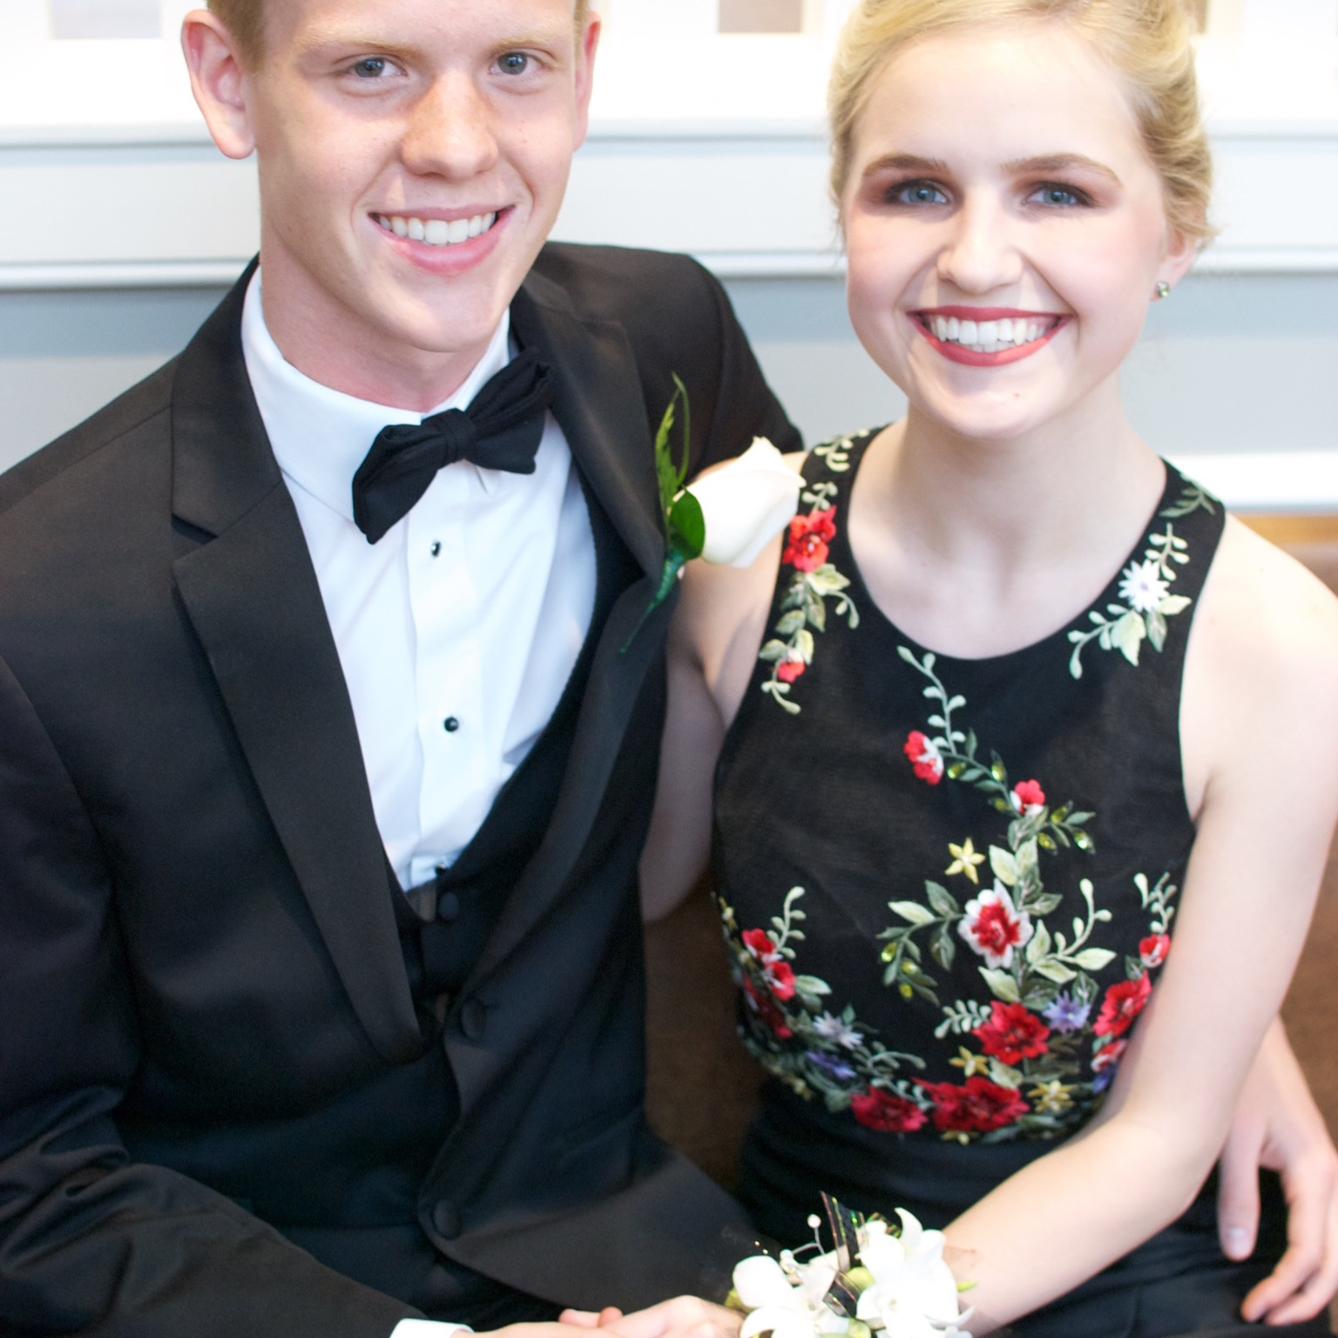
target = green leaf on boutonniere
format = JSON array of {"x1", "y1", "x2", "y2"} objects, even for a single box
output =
[{"x1": 622, "y1": 374, "x2": 701, "y2": 653}]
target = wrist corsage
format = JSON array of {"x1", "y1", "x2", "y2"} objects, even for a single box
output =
[
  {"x1": 729, "y1": 1195, "x2": 972, "y2": 1338},
  {"x1": 623, "y1": 376, "x2": 801, "y2": 651}
]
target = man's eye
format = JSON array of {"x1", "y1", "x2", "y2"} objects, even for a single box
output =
[
  {"x1": 351, "y1": 57, "x2": 391, "y2": 78},
  {"x1": 890, "y1": 181, "x2": 949, "y2": 206},
  {"x1": 497, "y1": 52, "x2": 531, "y2": 75}
]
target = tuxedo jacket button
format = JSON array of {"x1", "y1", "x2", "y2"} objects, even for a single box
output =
[
  {"x1": 436, "y1": 890, "x2": 461, "y2": 922},
  {"x1": 458, "y1": 997, "x2": 488, "y2": 1041},
  {"x1": 432, "y1": 1200, "x2": 462, "y2": 1240}
]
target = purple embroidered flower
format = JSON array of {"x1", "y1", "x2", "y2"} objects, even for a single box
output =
[
  {"x1": 805, "y1": 1050, "x2": 858, "y2": 1084},
  {"x1": 1043, "y1": 992, "x2": 1091, "y2": 1033}
]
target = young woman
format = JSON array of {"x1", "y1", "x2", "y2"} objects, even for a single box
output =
[{"x1": 633, "y1": 1, "x2": 1338, "y2": 1333}]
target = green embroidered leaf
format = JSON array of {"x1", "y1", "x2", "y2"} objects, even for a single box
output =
[
  {"x1": 989, "y1": 1060, "x2": 1023, "y2": 1088},
  {"x1": 1026, "y1": 920, "x2": 1053, "y2": 964},
  {"x1": 1159, "y1": 595, "x2": 1192, "y2": 616},
  {"x1": 925, "y1": 881, "x2": 959, "y2": 917},
  {"x1": 1033, "y1": 959, "x2": 1077, "y2": 985},
  {"x1": 1145, "y1": 609, "x2": 1168, "y2": 654},
  {"x1": 888, "y1": 900, "x2": 936, "y2": 926},
  {"x1": 794, "y1": 975, "x2": 831, "y2": 996},
  {"x1": 806, "y1": 565, "x2": 851, "y2": 596},
  {"x1": 989, "y1": 845, "x2": 1019, "y2": 887},
  {"x1": 897, "y1": 645, "x2": 920, "y2": 667},
  {"x1": 795, "y1": 629, "x2": 816, "y2": 664},
  {"x1": 1070, "y1": 948, "x2": 1115, "y2": 972},
  {"x1": 979, "y1": 967, "x2": 1021, "y2": 1003},
  {"x1": 775, "y1": 609, "x2": 806, "y2": 636},
  {"x1": 805, "y1": 589, "x2": 828, "y2": 632},
  {"x1": 1029, "y1": 893, "x2": 1064, "y2": 917},
  {"x1": 758, "y1": 639, "x2": 789, "y2": 662},
  {"x1": 1112, "y1": 611, "x2": 1146, "y2": 665},
  {"x1": 931, "y1": 927, "x2": 957, "y2": 971}
]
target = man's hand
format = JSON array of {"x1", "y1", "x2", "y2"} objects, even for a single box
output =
[
  {"x1": 1219, "y1": 1020, "x2": 1338, "y2": 1324},
  {"x1": 561, "y1": 1297, "x2": 741, "y2": 1338}
]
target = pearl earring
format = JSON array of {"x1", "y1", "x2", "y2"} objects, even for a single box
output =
[{"x1": 1154, "y1": 281, "x2": 1172, "y2": 301}]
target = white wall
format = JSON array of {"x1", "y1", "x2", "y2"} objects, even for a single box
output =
[{"x1": 3, "y1": 7, "x2": 1336, "y2": 506}]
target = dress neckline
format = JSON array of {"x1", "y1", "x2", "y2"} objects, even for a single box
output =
[{"x1": 826, "y1": 429, "x2": 1182, "y2": 671}]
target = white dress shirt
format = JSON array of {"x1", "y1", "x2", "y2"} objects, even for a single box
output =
[
  {"x1": 242, "y1": 273, "x2": 595, "y2": 894},
  {"x1": 243, "y1": 275, "x2": 594, "y2": 1335}
]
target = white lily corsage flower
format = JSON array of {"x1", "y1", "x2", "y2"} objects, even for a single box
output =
[{"x1": 730, "y1": 1199, "x2": 971, "y2": 1338}]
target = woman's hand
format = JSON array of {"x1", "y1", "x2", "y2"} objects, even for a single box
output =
[{"x1": 1218, "y1": 1019, "x2": 1338, "y2": 1324}]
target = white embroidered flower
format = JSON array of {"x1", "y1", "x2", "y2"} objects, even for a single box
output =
[
  {"x1": 958, "y1": 883, "x2": 1033, "y2": 970},
  {"x1": 1117, "y1": 559, "x2": 1170, "y2": 613},
  {"x1": 812, "y1": 1012, "x2": 865, "y2": 1050},
  {"x1": 685, "y1": 437, "x2": 803, "y2": 568}
]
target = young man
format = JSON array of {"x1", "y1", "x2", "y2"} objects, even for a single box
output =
[
  {"x1": 0, "y1": 2, "x2": 1332, "y2": 1336},
  {"x1": 0, "y1": 2, "x2": 792, "y2": 1334}
]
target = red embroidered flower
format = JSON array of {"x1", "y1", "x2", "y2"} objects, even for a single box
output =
[
  {"x1": 743, "y1": 928, "x2": 779, "y2": 963},
  {"x1": 959, "y1": 884, "x2": 1033, "y2": 969},
  {"x1": 1094, "y1": 974, "x2": 1152, "y2": 1039},
  {"x1": 919, "y1": 1077, "x2": 1029, "y2": 1134},
  {"x1": 742, "y1": 929, "x2": 796, "y2": 1000},
  {"x1": 742, "y1": 976, "x2": 793, "y2": 1039},
  {"x1": 766, "y1": 959, "x2": 797, "y2": 1002},
  {"x1": 903, "y1": 731, "x2": 945, "y2": 785},
  {"x1": 1011, "y1": 779, "x2": 1046, "y2": 815},
  {"x1": 851, "y1": 1089, "x2": 927, "y2": 1134},
  {"x1": 1092, "y1": 1039, "x2": 1128, "y2": 1073},
  {"x1": 1139, "y1": 934, "x2": 1171, "y2": 968},
  {"x1": 777, "y1": 657, "x2": 806, "y2": 684},
  {"x1": 973, "y1": 1002, "x2": 1051, "y2": 1066},
  {"x1": 783, "y1": 508, "x2": 838, "y2": 572}
]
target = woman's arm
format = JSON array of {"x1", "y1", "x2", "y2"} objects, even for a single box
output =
[
  {"x1": 639, "y1": 458, "x2": 804, "y2": 923},
  {"x1": 940, "y1": 521, "x2": 1338, "y2": 1332}
]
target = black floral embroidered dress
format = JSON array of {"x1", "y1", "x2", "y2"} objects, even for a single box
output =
[{"x1": 713, "y1": 431, "x2": 1315, "y2": 1335}]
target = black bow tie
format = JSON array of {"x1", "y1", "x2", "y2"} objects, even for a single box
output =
[{"x1": 351, "y1": 349, "x2": 554, "y2": 544}]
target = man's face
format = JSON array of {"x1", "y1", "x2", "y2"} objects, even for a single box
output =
[{"x1": 221, "y1": 0, "x2": 597, "y2": 406}]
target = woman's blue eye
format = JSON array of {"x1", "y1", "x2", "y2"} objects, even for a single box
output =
[
  {"x1": 1033, "y1": 185, "x2": 1085, "y2": 207},
  {"x1": 498, "y1": 52, "x2": 531, "y2": 75},
  {"x1": 893, "y1": 181, "x2": 949, "y2": 206}
]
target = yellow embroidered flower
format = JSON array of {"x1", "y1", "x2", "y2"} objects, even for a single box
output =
[
  {"x1": 944, "y1": 837, "x2": 986, "y2": 885},
  {"x1": 1028, "y1": 1080, "x2": 1075, "y2": 1114},
  {"x1": 949, "y1": 1046, "x2": 990, "y2": 1078}
]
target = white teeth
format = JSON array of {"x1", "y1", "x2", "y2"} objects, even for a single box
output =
[
  {"x1": 925, "y1": 313, "x2": 1057, "y2": 354},
  {"x1": 376, "y1": 211, "x2": 498, "y2": 248}
]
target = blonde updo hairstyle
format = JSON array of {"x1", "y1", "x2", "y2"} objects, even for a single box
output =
[{"x1": 828, "y1": 0, "x2": 1213, "y2": 248}]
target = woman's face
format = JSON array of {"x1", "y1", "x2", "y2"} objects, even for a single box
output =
[{"x1": 842, "y1": 21, "x2": 1194, "y2": 445}]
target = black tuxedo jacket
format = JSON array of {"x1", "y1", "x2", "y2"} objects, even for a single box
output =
[{"x1": 0, "y1": 244, "x2": 798, "y2": 1337}]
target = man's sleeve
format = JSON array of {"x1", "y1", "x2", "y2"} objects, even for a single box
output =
[
  {"x1": 0, "y1": 655, "x2": 420, "y2": 1337},
  {"x1": 690, "y1": 260, "x2": 803, "y2": 472}
]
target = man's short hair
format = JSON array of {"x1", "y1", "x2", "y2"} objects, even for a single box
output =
[{"x1": 208, "y1": 0, "x2": 593, "y2": 68}]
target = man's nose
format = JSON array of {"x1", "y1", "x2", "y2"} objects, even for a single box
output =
[
  {"x1": 400, "y1": 73, "x2": 500, "y2": 179},
  {"x1": 935, "y1": 195, "x2": 1024, "y2": 294}
]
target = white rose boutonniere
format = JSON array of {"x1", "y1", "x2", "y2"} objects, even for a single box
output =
[
  {"x1": 729, "y1": 1196, "x2": 973, "y2": 1338},
  {"x1": 624, "y1": 376, "x2": 802, "y2": 651}
]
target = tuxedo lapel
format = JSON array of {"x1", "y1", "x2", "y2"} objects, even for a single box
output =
[
  {"x1": 168, "y1": 270, "x2": 422, "y2": 1064},
  {"x1": 461, "y1": 271, "x2": 670, "y2": 992}
]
